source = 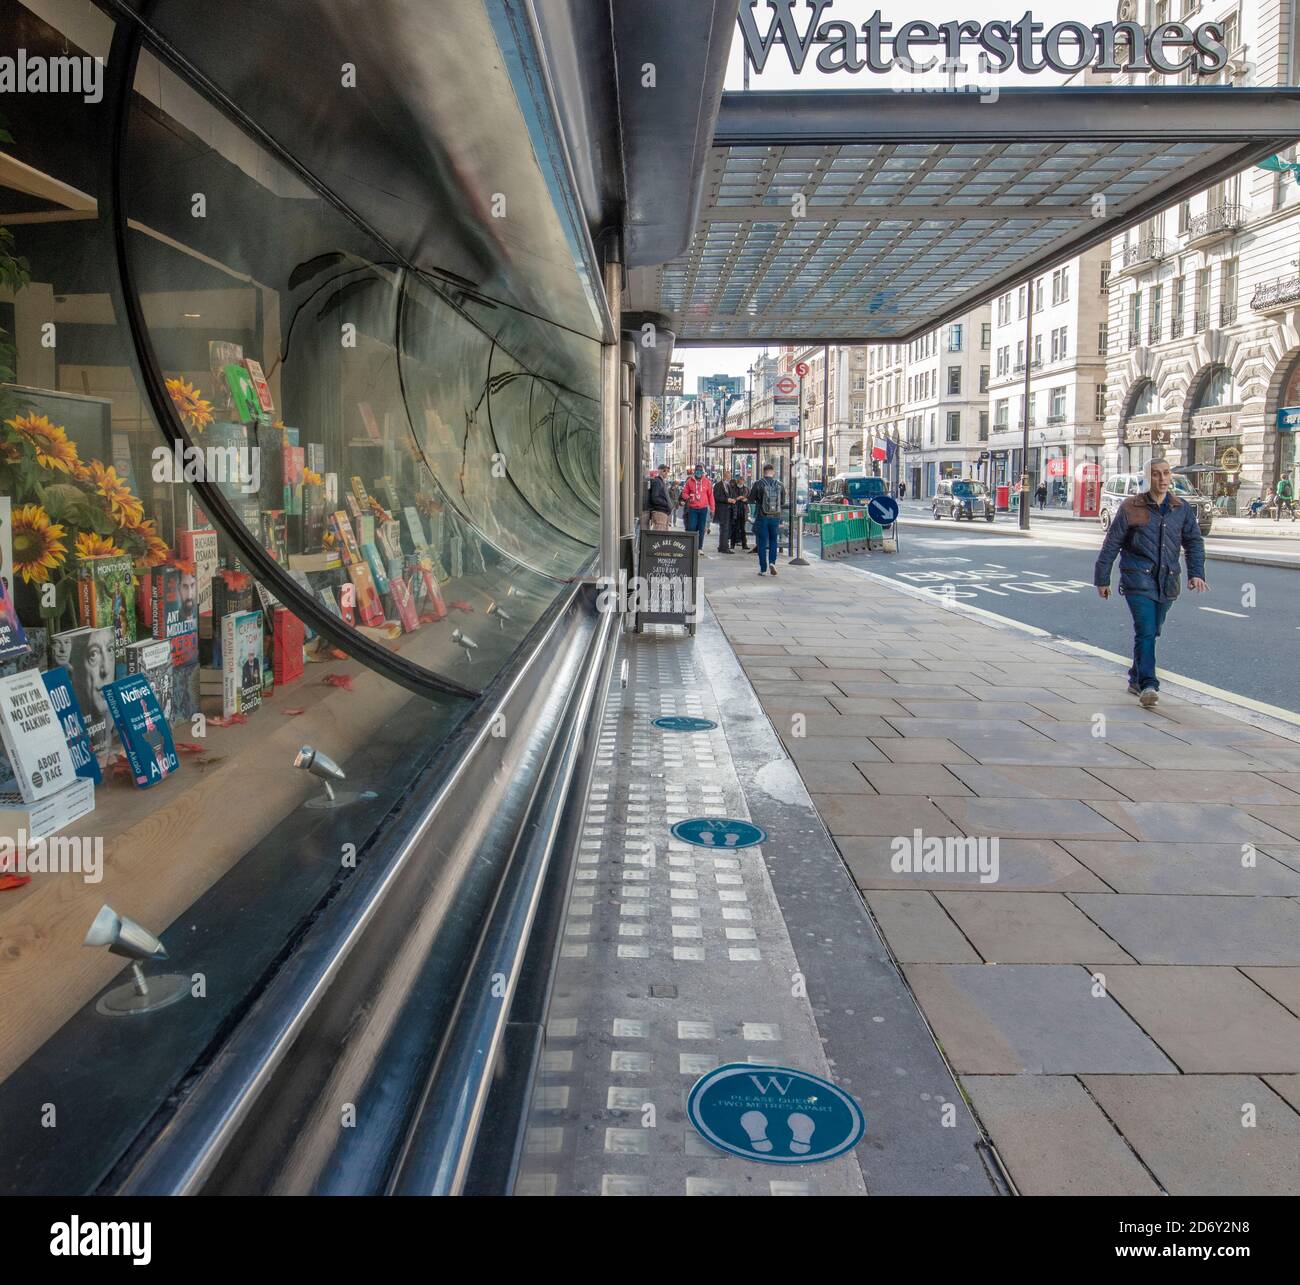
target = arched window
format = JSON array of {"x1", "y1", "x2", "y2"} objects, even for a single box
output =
[
  {"x1": 1193, "y1": 365, "x2": 1236, "y2": 410},
  {"x1": 1128, "y1": 380, "x2": 1160, "y2": 417}
]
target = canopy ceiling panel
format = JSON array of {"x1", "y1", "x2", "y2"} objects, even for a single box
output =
[{"x1": 627, "y1": 87, "x2": 1300, "y2": 343}]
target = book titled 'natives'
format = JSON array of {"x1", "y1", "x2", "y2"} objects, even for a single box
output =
[{"x1": 101, "y1": 674, "x2": 179, "y2": 787}]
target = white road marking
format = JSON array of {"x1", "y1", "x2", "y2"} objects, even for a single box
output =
[{"x1": 1199, "y1": 606, "x2": 1249, "y2": 618}]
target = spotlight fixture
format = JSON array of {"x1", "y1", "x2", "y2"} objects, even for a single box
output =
[{"x1": 83, "y1": 905, "x2": 189, "y2": 1016}]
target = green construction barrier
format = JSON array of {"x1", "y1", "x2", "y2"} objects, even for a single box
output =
[{"x1": 818, "y1": 508, "x2": 850, "y2": 559}]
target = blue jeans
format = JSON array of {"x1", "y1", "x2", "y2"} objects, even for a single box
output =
[
  {"x1": 754, "y1": 515, "x2": 780, "y2": 571},
  {"x1": 1125, "y1": 593, "x2": 1171, "y2": 691},
  {"x1": 684, "y1": 506, "x2": 709, "y2": 546}
]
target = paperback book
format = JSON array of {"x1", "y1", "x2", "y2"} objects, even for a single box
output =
[
  {"x1": 41, "y1": 667, "x2": 101, "y2": 784},
  {"x1": 0, "y1": 669, "x2": 78, "y2": 803},
  {"x1": 151, "y1": 566, "x2": 199, "y2": 668},
  {"x1": 55, "y1": 626, "x2": 115, "y2": 757},
  {"x1": 347, "y1": 564, "x2": 384, "y2": 627},
  {"x1": 102, "y1": 674, "x2": 179, "y2": 787},
  {"x1": 125, "y1": 638, "x2": 175, "y2": 726},
  {"x1": 0, "y1": 575, "x2": 28, "y2": 663},
  {"x1": 221, "y1": 610, "x2": 264, "y2": 717},
  {"x1": 77, "y1": 553, "x2": 136, "y2": 671}
]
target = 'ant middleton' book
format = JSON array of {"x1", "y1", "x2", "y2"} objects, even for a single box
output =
[{"x1": 101, "y1": 674, "x2": 179, "y2": 788}]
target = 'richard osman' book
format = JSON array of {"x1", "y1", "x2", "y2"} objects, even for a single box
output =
[{"x1": 102, "y1": 674, "x2": 179, "y2": 787}]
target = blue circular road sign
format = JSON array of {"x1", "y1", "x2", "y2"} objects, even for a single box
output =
[
  {"x1": 687, "y1": 1063, "x2": 866, "y2": 1164},
  {"x1": 867, "y1": 494, "x2": 899, "y2": 526},
  {"x1": 671, "y1": 817, "x2": 766, "y2": 849},
  {"x1": 653, "y1": 716, "x2": 717, "y2": 732}
]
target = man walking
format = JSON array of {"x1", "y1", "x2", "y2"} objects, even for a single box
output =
[
  {"x1": 748, "y1": 461, "x2": 787, "y2": 577},
  {"x1": 714, "y1": 473, "x2": 734, "y2": 552},
  {"x1": 1276, "y1": 473, "x2": 1296, "y2": 520},
  {"x1": 668, "y1": 475, "x2": 683, "y2": 526},
  {"x1": 682, "y1": 465, "x2": 714, "y2": 549},
  {"x1": 1094, "y1": 457, "x2": 1208, "y2": 707},
  {"x1": 645, "y1": 463, "x2": 673, "y2": 530}
]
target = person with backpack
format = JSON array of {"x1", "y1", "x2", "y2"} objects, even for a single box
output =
[
  {"x1": 668, "y1": 476, "x2": 683, "y2": 525},
  {"x1": 748, "y1": 461, "x2": 787, "y2": 576},
  {"x1": 681, "y1": 465, "x2": 714, "y2": 548},
  {"x1": 1277, "y1": 473, "x2": 1296, "y2": 520},
  {"x1": 645, "y1": 463, "x2": 672, "y2": 530}
]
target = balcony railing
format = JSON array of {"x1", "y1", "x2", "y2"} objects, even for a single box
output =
[
  {"x1": 1170, "y1": 314, "x2": 1184, "y2": 339},
  {"x1": 1010, "y1": 359, "x2": 1042, "y2": 374},
  {"x1": 1193, "y1": 309, "x2": 1209, "y2": 331},
  {"x1": 1122, "y1": 237, "x2": 1169, "y2": 270},
  {"x1": 1127, "y1": 329, "x2": 1140, "y2": 349},
  {"x1": 1185, "y1": 202, "x2": 1246, "y2": 242},
  {"x1": 1148, "y1": 322, "x2": 1162, "y2": 345},
  {"x1": 1046, "y1": 413, "x2": 1066, "y2": 425},
  {"x1": 1252, "y1": 274, "x2": 1300, "y2": 312},
  {"x1": 1219, "y1": 302, "x2": 1238, "y2": 326}
]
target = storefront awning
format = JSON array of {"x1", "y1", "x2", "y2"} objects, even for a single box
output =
[{"x1": 627, "y1": 86, "x2": 1300, "y2": 343}]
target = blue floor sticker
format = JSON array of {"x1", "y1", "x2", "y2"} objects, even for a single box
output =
[
  {"x1": 671, "y1": 817, "x2": 766, "y2": 849},
  {"x1": 687, "y1": 1063, "x2": 866, "y2": 1164},
  {"x1": 652, "y1": 716, "x2": 717, "y2": 732}
]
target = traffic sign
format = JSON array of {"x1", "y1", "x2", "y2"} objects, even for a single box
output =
[
  {"x1": 795, "y1": 362, "x2": 810, "y2": 378},
  {"x1": 687, "y1": 1063, "x2": 866, "y2": 1164},
  {"x1": 775, "y1": 375, "x2": 797, "y2": 396},
  {"x1": 653, "y1": 716, "x2": 716, "y2": 732},
  {"x1": 671, "y1": 817, "x2": 766, "y2": 849},
  {"x1": 866, "y1": 494, "x2": 899, "y2": 526}
]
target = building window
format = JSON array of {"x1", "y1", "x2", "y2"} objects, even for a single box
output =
[
  {"x1": 1221, "y1": 257, "x2": 1238, "y2": 326},
  {"x1": 1195, "y1": 268, "x2": 1210, "y2": 330},
  {"x1": 995, "y1": 399, "x2": 1009, "y2": 429},
  {"x1": 981, "y1": 322, "x2": 991, "y2": 349},
  {"x1": 948, "y1": 324, "x2": 963, "y2": 352},
  {"x1": 1098, "y1": 322, "x2": 1109, "y2": 355},
  {"x1": 946, "y1": 412, "x2": 961, "y2": 442},
  {"x1": 1051, "y1": 267, "x2": 1069, "y2": 304},
  {"x1": 998, "y1": 294, "x2": 1010, "y2": 325},
  {"x1": 1100, "y1": 263, "x2": 1111, "y2": 293},
  {"x1": 979, "y1": 365, "x2": 990, "y2": 394},
  {"x1": 1050, "y1": 386, "x2": 1066, "y2": 420},
  {"x1": 1017, "y1": 285, "x2": 1027, "y2": 318},
  {"x1": 979, "y1": 411, "x2": 989, "y2": 441},
  {"x1": 1150, "y1": 283, "x2": 1163, "y2": 343},
  {"x1": 1172, "y1": 275, "x2": 1185, "y2": 337},
  {"x1": 1034, "y1": 334, "x2": 1043, "y2": 366},
  {"x1": 928, "y1": 413, "x2": 936, "y2": 443},
  {"x1": 1050, "y1": 326, "x2": 1068, "y2": 362},
  {"x1": 1095, "y1": 384, "x2": 1107, "y2": 420},
  {"x1": 948, "y1": 366, "x2": 961, "y2": 395},
  {"x1": 1177, "y1": 199, "x2": 1190, "y2": 233}
]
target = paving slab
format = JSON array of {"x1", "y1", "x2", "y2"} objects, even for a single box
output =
[
  {"x1": 1082, "y1": 1075, "x2": 1300, "y2": 1196},
  {"x1": 811, "y1": 793, "x2": 960, "y2": 837},
  {"x1": 1238, "y1": 805, "x2": 1300, "y2": 840},
  {"x1": 786, "y1": 737, "x2": 890, "y2": 765},
  {"x1": 946, "y1": 765, "x2": 1126, "y2": 800},
  {"x1": 870, "y1": 738, "x2": 977, "y2": 765},
  {"x1": 962, "y1": 1075, "x2": 1160, "y2": 1196},
  {"x1": 1085, "y1": 800, "x2": 1298, "y2": 844},
  {"x1": 1263, "y1": 1076, "x2": 1300, "y2": 1112},
  {"x1": 789, "y1": 762, "x2": 876, "y2": 794},
  {"x1": 1095, "y1": 966, "x2": 1300, "y2": 1072},
  {"x1": 1069, "y1": 893, "x2": 1300, "y2": 965},
  {"x1": 826, "y1": 696, "x2": 912, "y2": 716},
  {"x1": 863, "y1": 892, "x2": 981, "y2": 964},
  {"x1": 784, "y1": 714, "x2": 901, "y2": 739},
  {"x1": 839, "y1": 836, "x2": 1110, "y2": 893},
  {"x1": 1085, "y1": 768, "x2": 1300, "y2": 805},
  {"x1": 854, "y1": 764, "x2": 973, "y2": 796},
  {"x1": 937, "y1": 892, "x2": 1135, "y2": 964},
  {"x1": 952, "y1": 735, "x2": 1141, "y2": 767},
  {"x1": 903, "y1": 964, "x2": 1177, "y2": 1074},
  {"x1": 1240, "y1": 967, "x2": 1300, "y2": 1018},
  {"x1": 933, "y1": 797, "x2": 1128, "y2": 840},
  {"x1": 1060, "y1": 841, "x2": 1300, "y2": 895}
]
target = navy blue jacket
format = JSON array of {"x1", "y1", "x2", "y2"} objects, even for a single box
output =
[{"x1": 1094, "y1": 491, "x2": 1205, "y2": 602}]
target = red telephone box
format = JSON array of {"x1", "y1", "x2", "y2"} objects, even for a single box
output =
[{"x1": 1074, "y1": 462, "x2": 1101, "y2": 517}]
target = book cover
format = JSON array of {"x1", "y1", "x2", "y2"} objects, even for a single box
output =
[
  {"x1": 0, "y1": 496, "x2": 12, "y2": 608},
  {"x1": 350, "y1": 476, "x2": 372, "y2": 508},
  {"x1": 403, "y1": 505, "x2": 428, "y2": 552},
  {"x1": 0, "y1": 669, "x2": 78, "y2": 803},
  {"x1": 223, "y1": 362, "x2": 261, "y2": 425},
  {"x1": 389, "y1": 576, "x2": 419, "y2": 633},
  {"x1": 347, "y1": 564, "x2": 384, "y2": 626},
  {"x1": 282, "y1": 444, "x2": 305, "y2": 516},
  {"x1": 59, "y1": 626, "x2": 115, "y2": 757},
  {"x1": 243, "y1": 357, "x2": 275, "y2": 421},
  {"x1": 378, "y1": 476, "x2": 402, "y2": 515},
  {"x1": 418, "y1": 565, "x2": 447, "y2": 621},
  {"x1": 378, "y1": 518, "x2": 403, "y2": 564},
  {"x1": 0, "y1": 575, "x2": 29, "y2": 663},
  {"x1": 303, "y1": 482, "x2": 328, "y2": 552},
  {"x1": 261, "y1": 510, "x2": 288, "y2": 565},
  {"x1": 337, "y1": 583, "x2": 356, "y2": 626},
  {"x1": 125, "y1": 638, "x2": 175, "y2": 726},
  {"x1": 328, "y1": 511, "x2": 361, "y2": 565},
  {"x1": 272, "y1": 608, "x2": 305, "y2": 686},
  {"x1": 345, "y1": 493, "x2": 364, "y2": 522},
  {"x1": 151, "y1": 566, "x2": 198, "y2": 668},
  {"x1": 77, "y1": 553, "x2": 136, "y2": 671},
  {"x1": 221, "y1": 610, "x2": 264, "y2": 717},
  {"x1": 357, "y1": 514, "x2": 375, "y2": 547},
  {"x1": 41, "y1": 667, "x2": 101, "y2": 784},
  {"x1": 102, "y1": 674, "x2": 179, "y2": 788},
  {"x1": 209, "y1": 341, "x2": 244, "y2": 416},
  {"x1": 176, "y1": 528, "x2": 219, "y2": 639},
  {"x1": 173, "y1": 661, "x2": 201, "y2": 724},
  {"x1": 360, "y1": 542, "x2": 390, "y2": 595}
]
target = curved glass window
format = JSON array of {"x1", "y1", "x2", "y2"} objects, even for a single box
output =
[
  {"x1": 1193, "y1": 364, "x2": 1236, "y2": 410},
  {"x1": 0, "y1": 0, "x2": 601, "y2": 1193},
  {"x1": 1126, "y1": 379, "x2": 1161, "y2": 418}
]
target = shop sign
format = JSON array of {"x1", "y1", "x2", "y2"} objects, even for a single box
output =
[
  {"x1": 1276, "y1": 406, "x2": 1300, "y2": 431},
  {"x1": 1046, "y1": 457, "x2": 1068, "y2": 477},
  {"x1": 1219, "y1": 446, "x2": 1242, "y2": 474},
  {"x1": 1191, "y1": 414, "x2": 1236, "y2": 438}
]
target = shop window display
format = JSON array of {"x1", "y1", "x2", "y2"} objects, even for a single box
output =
[{"x1": 0, "y1": 0, "x2": 601, "y2": 1191}]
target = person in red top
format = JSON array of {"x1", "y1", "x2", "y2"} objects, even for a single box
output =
[{"x1": 681, "y1": 465, "x2": 714, "y2": 548}]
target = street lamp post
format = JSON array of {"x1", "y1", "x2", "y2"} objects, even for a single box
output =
[
  {"x1": 791, "y1": 360, "x2": 809, "y2": 565},
  {"x1": 820, "y1": 343, "x2": 830, "y2": 493}
]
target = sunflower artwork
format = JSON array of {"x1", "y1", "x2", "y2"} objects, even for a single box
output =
[{"x1": 0, "y1": 408, "x2": 167, "y2": 630}]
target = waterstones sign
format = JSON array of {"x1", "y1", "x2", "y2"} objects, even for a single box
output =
[{"x1": 738, "y1": 2, "x2": 1230, "y2": 78}]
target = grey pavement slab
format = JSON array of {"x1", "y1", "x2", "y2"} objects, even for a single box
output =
[
  {"x1": 755, "y1": 694, "x2": 840, "y2": 716},
  {"x1": 1060, "y1": 841, "x2": 1300, "y2": 895},
  {"x1": 1086, "y1": 768, "x2": 1300, "y2": 804},
  {"x1": 1095, "y1": 966, "x2": 1300, "y2": 1072},
  {"x1": 785, "y1": 714, "x2": 901, "y2": 738},
  {"x1": 1082, "y1": 1075, "x2": 1300, "y2": 1196},
  {"x1": 946, "y1": 765, "x2": 1126, "y2": 800},
  {"x1": 751, "y1": 679, "x2": 844, "y2": 696},
  {"x1": 903, "y1": 964, "x2": 1177, "y2": 1074},
  {"x1": 839, "y1": 836, "x2": 1111, "y2": 893},
  {"x1": 895, "y1": 700, "x2": 1065, "y2": 721},
  {"x1": 870, "y1": 738, "x2": 977, "y2": 764},
  {"x1": 1263, "y1": 1076, "x2": 1300, "y2": 1113},
  {"x1": 863, "y1": 892, "x2": 982, "y2": 963},
  {"x1": 829, "y1": 681, "x2": 979, "y2": 699},
  {"x1": 950, "y1": 735, "x2": 1141, "y2": 767},
  {"x1": 1086, "y1": 800, "x2": 1297, "y2": 844},
  {"x1": 811, "y1": 793, "x2": 961, "y2": 837},
  {"x1": 933, "y1": 797, "x2": 1129, "y2": 840},
  {"x1": 884, "y1": 717, "x2": 1057, "y2": 739},
  {"x1": 1069, "y1": 893, "x2": 1300, "y2": 965},
  {"x1": 962, "y1": 1076, "x2": 1160, "y2": 1196},
  {"x1": 1239, "y1": 805, "x2": 1300, "y2": 840},
  {"x1": 1260, "y1": 845, "x2": 1300, "y2": 874},
  {"x1": 791, "y1": 762, "x2": 876, "y2": 794},
  {"x1": 1261, "y1": 772, "x2": 1300, "y2": 797},
  {"x1": 827, "y1": 696, "x2": 912, "y2": 716},
  {"x1": 1111, "y1": 743, "x2": 1298, "y2": 771},
  {"x1": 855, "y1": 764, "x2": 973, "y2": 796},
  {"x1": 937, "y1": 892, "x2": 1135, "y2": 964},
  {"x1": 1241, "y1": 967, "x2": 1300, "y2": 1018},
  {"x1": 787, "y1": 737, "x2": 890, "y2": 764}
]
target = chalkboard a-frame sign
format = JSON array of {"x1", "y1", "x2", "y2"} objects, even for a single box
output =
[{"x1": 635, "y1": 529, "x2": 699, "y2": 635}]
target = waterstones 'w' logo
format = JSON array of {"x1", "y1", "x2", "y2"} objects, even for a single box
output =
[{"x1": 748, "y1": 1074, "x2": 795, "y2": 1095}]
